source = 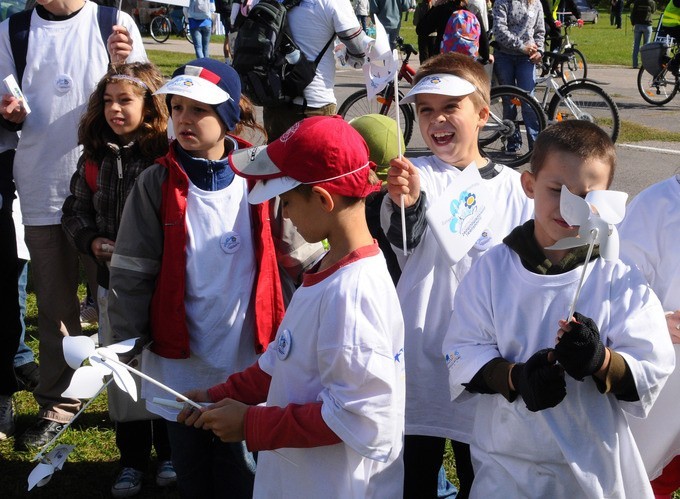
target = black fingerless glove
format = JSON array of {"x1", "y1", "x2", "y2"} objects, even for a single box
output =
[
  {"x1": 554, "y1": 312, "x2": 606, "y2": 381},
  {"x1": 511, "y1": 348, "x2": 566, "y2": 412}
]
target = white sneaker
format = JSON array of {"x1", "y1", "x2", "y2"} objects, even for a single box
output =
[
  {"x1": 111, "y1": 467, "x2": 143, "y2": 497},
  {"x1": 0, "y1": 395, "x2": 15, "y2": 440},
  {"x1": 155, "y1": 460, "x2": 177, "y2": 487}
]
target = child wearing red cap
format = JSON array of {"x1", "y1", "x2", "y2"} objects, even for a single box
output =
[
  {"x1": 178, "y1": 115, "x2": 406, "y2": 498},
  {"x1": 107, "y1": 58, "x2": 321, "y2": 498},
  {"x1": 381, "y1": 52, "x2": 534, "y2": 498}
]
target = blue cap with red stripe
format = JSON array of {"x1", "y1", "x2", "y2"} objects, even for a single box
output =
[{"x1": 155, "y1": 58, "x2": 241, "y2": 130}]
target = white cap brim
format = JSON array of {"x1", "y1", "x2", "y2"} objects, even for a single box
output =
[
  {"x1": 248, "y1": 177, "x2": 302, "y2": 204},
  {"x1": 228, "y1": 146, "x2": 301, "y2": 204},
  {"x1": 154, "y1": 74, "x2": 229, "y2": 105},
  {"x1": 401, "y1": 74, "x2": 476, "y2": 105}
]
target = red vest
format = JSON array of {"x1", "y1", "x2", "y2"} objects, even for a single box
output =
[{"x1": 149, "y1": 139, "x2": 285, "y2": 358}]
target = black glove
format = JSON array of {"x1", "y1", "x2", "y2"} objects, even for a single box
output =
[
  {"x1": 554, "y1": 312, "x2": 606, "y2": 381},
  {"x1": 511, "y1": 348, "x2": 566, "y2": 412}
]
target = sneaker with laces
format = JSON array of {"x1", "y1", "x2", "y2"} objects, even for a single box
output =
[
  {"x1": 111, "y1": 467, "x2": 144, "y2": 497},
  {"x1": 0, "y1": 395, "x2": 15, "y2": 440},
  {"x1": 15, "y1": 418, "x2": 65, "y2": 451},
  {"x1": 79, "y1": 300, "x2": 99, "y2": 327},
  {"x1": 155, "y1": 460, "x2": 177, "y2": 487},
  {"x1": 15, "y1": 361, "x2": 40, "y2": 392}
]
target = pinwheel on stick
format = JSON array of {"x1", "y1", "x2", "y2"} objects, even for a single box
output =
[{"x1": 545, "y1": 185, "x2": 628, "y2": 320}]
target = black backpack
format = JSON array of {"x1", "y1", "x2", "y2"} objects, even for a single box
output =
[{"x1": 232, "y1": 0, "x2": 334, "y2": 107}]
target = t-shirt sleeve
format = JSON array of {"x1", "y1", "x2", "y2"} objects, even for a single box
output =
[
  {"x1": 207, "y1": 361, "x2": 272, "y2": 405},
  {"x1": 244, "y1": 402, "x2": 342, "y2": 451}
]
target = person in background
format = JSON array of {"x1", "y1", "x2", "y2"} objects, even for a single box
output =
[
  {"x1": 370, "y1": 0, "x2": 412, "y2": 49},
  {"x1": 215, "y1": 0, "x2": 234, "y2": 60},
  {"x1": 61, "y1": 62, "x2": 174, "y2": 499},
  {"x1": 0, "y1": 0, "x2": 145, "y2": 452},
  {"x1": 611, "y1": 0, "x2": 624, "y2": 28},
  {"x1": 619, "y1": 174, "x2": 680, "y2": 499},
  {"x1": 628, "y1": 0, "x2": 656, "y2": 69},
  {"x1": 355, "y1": 0, "x2": 371, "y2": 31},
  {"x1": 186, "y1": 0, "x2": 215, "y2": 58},
  {"x1": 491, "y1": 0, "x2": 544, "y2": 155}
]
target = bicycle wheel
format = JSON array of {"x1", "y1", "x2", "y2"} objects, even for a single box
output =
[
  {"x1": 480, "y1": 85, "x2": 547, "y2": 169},
  {"x1": 337, "y1": 89, "x2": 415, "y2": 147},
  {"x1": 183, "y1": 17, "x2": 194, "y2": 44},
  {"x1": 547, "y1": 82, "x2": 620, "y2": 143},
  {"x1": 637, "y1": 67, "x2": 678, "y2": 106},
  {"x1": 149, "y1": 15, "x2": 171, "y2": 43},
  {"x1": 560, "y1": 48, "x2": 588, "y2": 84}
]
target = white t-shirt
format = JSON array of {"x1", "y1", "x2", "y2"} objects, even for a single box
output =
[
  {"x1": 143, "y1": 177, "x2": 259, "y2": 421},
  {"x1": 443, "y1": 244, "x2": 674, "y2": 498},
  {"x1": 0, "y1": 1, "x2": 146, "y2": 225},
  {"x1": 620, "y1": 174, "x2": 680, "y2": 480},
  {"x1": 254, "y1": 246, "x2": 405, "y2": 498},
  {"x1": 287, "y1": 0, "x2": 359, "y2": 108},
  {"x1": 380, "y1": 156, "x2": 534, "y2": 442}
]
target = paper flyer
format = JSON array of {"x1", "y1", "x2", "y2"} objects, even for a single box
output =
[{"x1": 425, "y1": 164, "x2": 495, "y2": 266}]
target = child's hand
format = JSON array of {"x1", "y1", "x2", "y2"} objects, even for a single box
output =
[
  {"x1": 666, "y1": 310, "x2": 680, "y2": 343},
  {"x1": 107, "y1": 25, "x2": 134, "y2": 64},
  {"x1": 91, "y1": 237, "x2": 115, "y2": 262},
  {"x1": 176, "y1": 389, "x2": 211, "y2": 425},
  {"x1": 386, "y1": 156, "x2": 420, "y2": 208},
  {"x1": 510, "y1": 348, "x2": 566, "y2": 412},
  {"x1": 555, "y1": 312, "x2": 607, "y2": 380},
  {"x1": 194, "y1": 398, "x2": 249, "y2": 443},
  {"x1": 0, "y1": 94, "x2": 27, "y2": 123}
]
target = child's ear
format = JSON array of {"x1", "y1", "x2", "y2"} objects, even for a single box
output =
[
  {"x1": 477, "y1": 105, "x2": 490, "y2": 128},
  {"x1": 520, "y1": 170, "x2": 536, "y2": 199},
  {"x1": 311, "y1": 186, "x2": 335, "y2": 212}
]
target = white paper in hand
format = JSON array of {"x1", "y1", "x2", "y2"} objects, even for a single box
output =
[
  {"x1": 3, "y1": 74, "x2": 30, "y2": 114},
  {"x1": 425, "y1": 164, "x2": 495, "y2": 266}
]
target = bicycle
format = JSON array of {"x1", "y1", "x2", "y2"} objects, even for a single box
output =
[
  {"x1": 480, "y1": 51, "x2": 619, "y2": 167},
  {"x1": 534, "y1": 50, "x2": 620, "y2": 142},
  {"x1": 545, "y1": 15, "x2": 588, "y2": 84},
  {"x1": 337, "y1": 37, "x2": 417, "y2": 146},
  {"x1": 149, "y1": 7, "x2": 192, "y2": 44},
  {"x1": 478, "y1": 84, "x2": 548, "y2": 169},
  {"x1": 637, "y1": 36, "x2": 679, "y2": 106}
]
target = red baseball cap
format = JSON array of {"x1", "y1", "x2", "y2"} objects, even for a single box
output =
[{"x1": 229, "y1": 115, "x2": 381, "y2": 204}]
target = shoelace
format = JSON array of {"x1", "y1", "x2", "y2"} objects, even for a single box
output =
[{"x1": 117, "y1": 468, "x2": 142, "y2": 485}]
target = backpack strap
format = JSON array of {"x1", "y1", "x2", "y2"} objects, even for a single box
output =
[
  {"x1": 314, "y1": 35, "x2": 335, "y2": 65},
  {"x1": 97, "y1": 5, "x2": 118, "y2": 64},
  {"x1": 84, "y1": 159, "x2": 100, "y2": 193},
  {"x1": 8, "y1": 9, "x2": 32, "y2": 88},
  {"x1": 8, "y1": 5, "x2": 116, "y2": 91}
]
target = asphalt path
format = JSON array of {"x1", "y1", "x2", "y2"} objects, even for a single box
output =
[{"x1": 147, "y1": 37, "x2": 680, "y2": 199}]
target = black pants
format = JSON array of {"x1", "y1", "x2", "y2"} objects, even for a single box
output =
[
  {"x1": 403, "y1": 435, "x2": 474, "y2": 499},
  {"x1": 117, "y1": 419, "x2": 172, "y2": 470},
  {"x1": 0, "y1": 149, "x2": 20, "y2": 396}
]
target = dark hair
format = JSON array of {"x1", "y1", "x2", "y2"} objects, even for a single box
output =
[
  {"x1": 292, "y1": 169, "x2": 381, "y2": 206},
  {"x1": 413, "y1": 52, "x2": 490, "y2": 109},
  {"x1": 530, "y1": 121, "x2": 616, "y2": 186},
  {"x1": 79, "y1": 62, "x2": 169, "y2": 163}
]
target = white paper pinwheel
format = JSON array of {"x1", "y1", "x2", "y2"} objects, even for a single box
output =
[
  {"x1": 546, "y1": 185, "x2": 628, "y2": 319},
  {"x1": 62, "y1": 336, "x2": 139, "y2": 401},
  {"x1": 545, "y1": 185, "x2": 628, "y2": 261},
  {"x1": 27, "y1": 444, "x2": 75, "y2": 490},
  {"x1": 362, "y1": 17, "x2": 399, "y2": 100}
]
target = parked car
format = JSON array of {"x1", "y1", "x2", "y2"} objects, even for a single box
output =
[{"x1": 556, "y1": 0, "x2": 600, "y2": 24}]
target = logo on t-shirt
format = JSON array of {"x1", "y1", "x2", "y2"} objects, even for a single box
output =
[
  {"x1": 277, "y1": 329, "x2": 292, "y2": 360},
  {"x1": 220, "y1": 231, "x2": 241, "y2": 254}
]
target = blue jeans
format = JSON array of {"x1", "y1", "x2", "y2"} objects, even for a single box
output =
[
  {"x1": 633, "y1": 24, "x2": 652, "y2": 68},
  {"x1": 493, "y1": 51, "x2": 541, "y2": 151},
  {"x1": 190, "y1": 24, "x2": 211, "y2": 59},
  {"x1": 14, "y1": 259, "x2": 34, "y2": 368},
  {"x1": 166, "y1": 421, "x2": 255, "y2": 498}
]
